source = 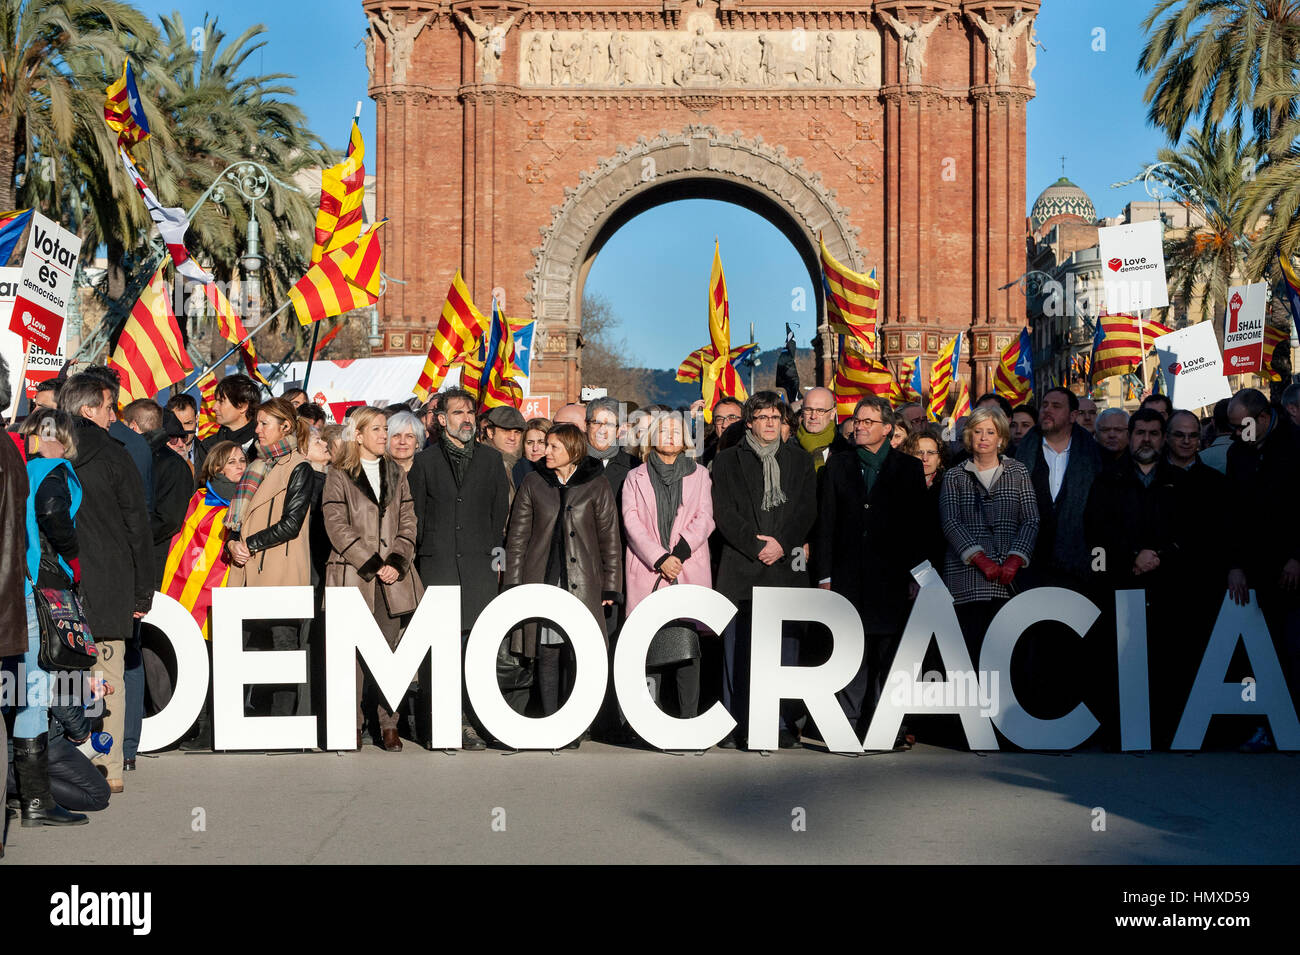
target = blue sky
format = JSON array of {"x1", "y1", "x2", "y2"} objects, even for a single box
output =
[{"x1": 136, "y1": 0, "x2": 1176, "y2": 369}]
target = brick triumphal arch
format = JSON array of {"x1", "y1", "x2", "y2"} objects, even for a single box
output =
[{"x1": 364, "y1": 0, "x2": 1039, "y2": 403}]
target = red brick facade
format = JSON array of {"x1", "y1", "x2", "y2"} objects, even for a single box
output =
[{"x1": 364, "y1": 0, "x2": 1038, "y2": 404}]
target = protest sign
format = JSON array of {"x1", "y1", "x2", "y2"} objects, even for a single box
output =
[
  {"x1": 7, "y1": 212, "x2": 82, "y2": 353},
  {"x1": 1153, "y1": 321, "x2": 1232, "y2": 409},
  {"x1": 1098, "y1": 219, "x2": 1170, "y2": 313}
]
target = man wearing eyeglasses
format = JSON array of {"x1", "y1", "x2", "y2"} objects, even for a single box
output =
[
  {"x1": 712, "y1": 391, "x2": 817, "y2": 749},
  {"x1": 811, "y1": 395, "x2": 927, "y2": 743},
  {"x1": 795, "y1": 386, "x2": 849, "y2": 472}
]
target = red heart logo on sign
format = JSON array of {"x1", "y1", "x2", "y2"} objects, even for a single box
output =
[
  {"x1": 1169, "y1": 362, "x2": 1183, "y2": 375},
  {"x1": 1107, "y1": 258, "x2": 1123, "y2": 272}
]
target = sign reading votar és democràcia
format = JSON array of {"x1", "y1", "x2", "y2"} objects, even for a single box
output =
[
  {"x1": 1098, "y1": 219, "x2": 1170, "y2": 313},
  {"x1": 7, "y1": 212, "x2": 82, "y2": 353},
  {"x1": 0, "y1": 266, "x2": 68, "y2": 403},
  {"x1": 1153, "y1": 321, "x2": 1233, "y2": 410},
  {"x1": 135, "y1": 575, "x2": 1300, "y2": 755},
  {"x1": 1222, "y1": 281, "x2": 1268, "y2": 374}
]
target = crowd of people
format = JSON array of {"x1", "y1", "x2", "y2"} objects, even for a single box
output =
[{"x1": 3, "y1": 350, "x2": 1299, "y2": 846}]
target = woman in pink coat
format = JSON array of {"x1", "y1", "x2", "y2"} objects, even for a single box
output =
[{"x1": 621, "y1": 411, "x2": 715, "y2": 717}]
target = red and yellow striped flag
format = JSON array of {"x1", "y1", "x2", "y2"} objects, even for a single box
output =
[
  {"x1": 195, "y1": 372, "x2": 219, "y2": 441},
  {"x1": 675, "y1": 342, "x2": 757, "y2": 383},
  {"x1": 952, "y1": 375, "x2": 972, "y2": 420},
  {"x1": 104, "y1": 60, "x2": 150, "y2": 159},
  {"x1": 1262, "y1": 322, "x2": 1292, "y2": 382},
  {"x1": 708, "y1": 240, "x2": 730, "y2": 360},
  {"x1": 311, "y1": 121, "x2": 366, "y2": 264},
  {"x1": 702, "y1": 242, "x2": 747, "y2": 419},
  {"x1": 204, "y1": 283, "x2": 267, "y2": 385},
  {"x1": 898, "y1": 355, "x2": 924, "y2": 403},
  {"x1": 110, "y1": 267, "x2": 193, "y2": 402},
  {"x1": 1089, "y1": 314, "x2": 1172, "y2": 383},
  {"x1": 820, "y1": 234, "x2": 880, "y2": 352},
  {"x1": 834, "y1": 341, "x2": 900, "y2": 421},
  {"x1": 993, "y1": 329, "x2": 1034, "y2": 405},
  {"x1": 413, "y1": 270, "x2": 489, "y2": 402},
  {"x1": 928, "y1": 334, "x2": 962, "y2": 421},
  {"x1": 290, "y1": 220, "x2": 384, "y2": 326},
  {"x1": 161, "y1": 489, "x2": 231, "y2": 639}
]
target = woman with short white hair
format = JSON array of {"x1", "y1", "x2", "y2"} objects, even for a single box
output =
[{"x1": 386, "y1": 411, "x2": 427, "y2": 474}]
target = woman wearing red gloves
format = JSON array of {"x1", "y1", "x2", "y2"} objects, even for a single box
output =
[{"x1": 939, "y1": 407, "x2": 1040, "y2": 661}]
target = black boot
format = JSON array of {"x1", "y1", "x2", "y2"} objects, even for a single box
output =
[
  {"x1": 179, "y1": 701, "x2": 213, "y2": 751},
  {"x1": 14, "y1": 734, "x2": 89, "y2": 827}
]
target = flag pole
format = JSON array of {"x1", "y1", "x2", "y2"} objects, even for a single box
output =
[
  {"x1": 1138, "y1": 309, "x2": 1148, "y2": 391},
  {"x1": 748, "y1": 321, "x2": 755, "y2": 394},
  {"x1": 190, "y1": 299, "x2": 293, "y2": 385},
  {"x1": 303, "y1": 101, "x2": 364, "y2": 394}
]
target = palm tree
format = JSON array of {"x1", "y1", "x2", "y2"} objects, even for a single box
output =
[
  {"x1": 0, "y1": 0, "x2": 156, "y2": 211},
  {"x1": 1240, "y1": 73, "x2": 1300, "y2": 275},
  {"x1": 1138, "y1": 0, "x2": 1300, "y2": 144},
  {"x1": 1144, "y1": 122, "x2": 1255, "y2": 343}
]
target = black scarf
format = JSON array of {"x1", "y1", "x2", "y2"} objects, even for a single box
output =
[
  {"x1": 646, "y1": 449, "x2": 695, "y2": 550},
  {"x1": 441, "y1": 433, "x2": 474, "y2": 487}
]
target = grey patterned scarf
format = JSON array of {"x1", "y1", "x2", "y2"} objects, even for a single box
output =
[
  {"x1": 646, "y1": 449, "x2": 696, "y2": 549},
  {"x1": 441, "y1": 433, "x2": 474, "y2": 487},
  {"x1": 744, "y1": 431, "x2": 787, "y2": 511}
]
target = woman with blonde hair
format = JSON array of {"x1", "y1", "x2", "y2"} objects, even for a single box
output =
[
  {"x1": 224, "y1": 397, "x2": 316, "y2": 718},
  {"x1": 621, "y1": 411, "x2": 714, "y2": 718},
  {"x1": 938, "y1": 406, "x2": 1039, "y2": 659},
  {"x1": 321, "y1": 406, "x2": 421, "y2": 751}
]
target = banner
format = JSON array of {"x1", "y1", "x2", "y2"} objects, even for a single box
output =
[
  {"x1": 0, "y1": 266, "x2": 67, "y2": 404},
  {"x1": 1222, "y1": 281, "x2": 1267, "y2": 375},
  {"x1": 7, "y1": 212, "x2": 82, "y2": 352},
  {"x1": 519, "y1": 395, "x2": 550, "y2": 419},
  {"x1": 1153, "y1": 321, "x2": 1232, "y2": 410},
  {"x1": 1098, "y1": 219, "x2": 1170, "y2": 313}
]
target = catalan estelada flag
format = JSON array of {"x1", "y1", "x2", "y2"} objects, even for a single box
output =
[
  {"x1": 1089, "y1": 314, "x2": 1172, "y2": 383},
  {"x1": 311, "y1": 121, "x2": 366, "y2": 264},
  {"x1": 0, "y1": 209, "x2": 32, "y2": 264},
  {"x1": 993, "y1": 328, "x2": 1034, "y2": 405},
  {"x1": 952, "y1": 375, "x2": 972, "y2": 420},
  {"x1": 290, "y1": 220, "x2": 384, "y2": 326},
  {"x1": 1262, "y1": 321, "x2": 1293, "y2": 382},
  {"x1": 104, "y1": 60, "x2": 150, "y2": 159},
  {"x1": 479, "y1": 298, "x2": 524, "y2": 409},
  {"x1": 161, "y1": 488, "x2": 232, "y2": 639},
  {"x1": 195, "y1": 372, "x2": 219, "y2": 441},
  {"x1": 928, "y1": 334, "x2": 962, "y2": 421},
  {"x1": 204, "y1": 283, "x2": 267, "y2": 385},
  {"x1": 675, "y1": 342, "x2": 758, "y2": 383},
  {"x1": 833, "y1": 340, "x2": 900, "y2": 421},
  {"x1": 413, "y1": 270, "x2": 489, "y2": 402},
  {"x1": 702, "y1": 242, "x2": 746, "y2": 420},
  {"x1": 820, "y1": 234, "x2": 879, "y2": 353},
  {"x1": 110, "y1": 267, "x2": 193, "y2": 402},
  {"x1": 898, "y1": 355, "x2": 924, "y2": 403}
]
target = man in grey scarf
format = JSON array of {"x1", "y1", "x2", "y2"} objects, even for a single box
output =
[{"x1": 711, "y1": 391, "x2": 817, "y2": 749}]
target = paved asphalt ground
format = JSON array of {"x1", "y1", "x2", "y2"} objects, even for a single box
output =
[{"x1": 5, "y1": 742, "x2": 1298, "y2": 864}]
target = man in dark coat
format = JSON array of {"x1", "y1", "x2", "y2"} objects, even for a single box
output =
[
  {"x1": 0, "y1": 355, "x2": 29, "y2": 839},
  {"x1": 122, "y1": 400, "x2": 193, "y2": 583},
  {"x1": 81, "y1": 365, "x2": 153, "y2": 512},
  {"x1": 1013, "y1": 386, "x2": 1104, "y2": 721},
  {"x1": 812, "y1": 396, "x2": 928, "y2": 737},
  {"x1": 712, "y1": 391, "x2": 817, "y2": 749},
  {"x1": 585, "y1": 396, "x2": 636, "y2": 502},
  {"x1": 1085, "y1": 409, "x2": 1187, "y2": 747},
  {"x1": 408, "y1": 388, "x2": 512, "y2": 749},
  {"x1": 58, "y1": 375, "x2": 153, "y2": 790},
  {"x1": 1225, "y1": 389, "x2": 1300, "y2": 750}
]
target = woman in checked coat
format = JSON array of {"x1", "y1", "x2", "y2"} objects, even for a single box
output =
[{"x1": 939, "y1": 407, "x2": 1039, "y2": 661}]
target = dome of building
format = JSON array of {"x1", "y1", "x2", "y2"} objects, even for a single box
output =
[{"x1": 1030, "y1": 177, "x2": 1097, "y2": 231}]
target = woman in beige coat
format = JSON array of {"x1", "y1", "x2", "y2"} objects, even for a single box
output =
[
  {"x1": 322, "y1": 407, "x2": 421, "y2": 751},
  {"x1": 225, "y1": 397, "x2": 317, "y2": 718}
]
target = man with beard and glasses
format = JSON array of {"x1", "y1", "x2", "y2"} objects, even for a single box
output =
[{"x1": 408, "y1": 388, "x2": 512, "y2": 750}]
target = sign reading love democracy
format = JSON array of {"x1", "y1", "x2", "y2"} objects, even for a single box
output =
[
  {"x1": 1098, "y1": 219, "x2": 1170, "y2": 313},
  {"x1": 7, "y1": 212, "x2": 82, "y2": 353},
  {"x1": 0, "y1": 266, "x2": 67, "y2": 406},
  {"x1": 1153, "y1": 321, "x2": 1232, "y2": 410},
  {"x1": 1222, "y1": 281, "x2": 1268, "y2": 374},
  {"x1": 135, "y1": 579, "x2": 1300, "y2": 756}
]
